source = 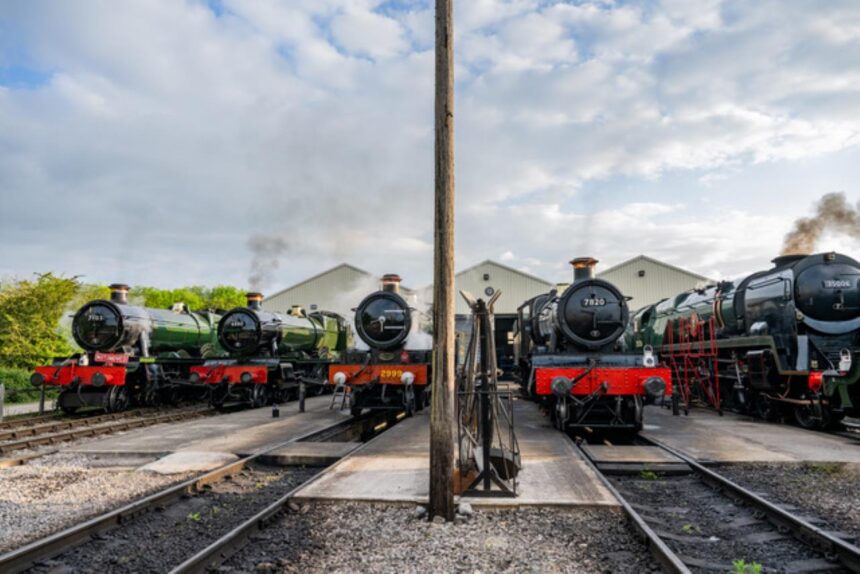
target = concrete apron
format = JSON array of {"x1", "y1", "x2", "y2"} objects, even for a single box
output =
[
  {"x1": 643, "y1": 404, "x2": 860, "y2": 463},
  {"x1": 64, "y1": 396, "x2": 353, "y2": 474},
  {"x1": 292, "y1": 400, "x2": 619, "y2": 508}
]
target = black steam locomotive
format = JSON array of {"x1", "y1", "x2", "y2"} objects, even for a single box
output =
[
  {"x1": 628, "y1": 251, "x2": 860, "y2": 429},
  {"x1": 328, "y1": 274, "x2": 431, "y2": 416},
  {"x1": 190, "y1": 293, "x2": 351, "y2": 408},
  {"x1": 515, "y1": 258, "x2": 672, "y2": 436},
  {"x1": 32, "y1": 284, "x2": 222, "y2": 413}
]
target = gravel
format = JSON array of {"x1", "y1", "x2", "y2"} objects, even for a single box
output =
[
  {"x1": 0, "y1": 452, "x2": 191, "y2": 553},
  {"x1": 718, "y1": 461, "x2": 860, "y2": 542},
  {"x1": 31, "y1": 464, "x2": 316, "y2": 573},
  {"x1": 223, "y1": 503, "x2": 661, "y2": 574},
  {"x1": 612, "y1": 473, "x2": 846, "y2": 573}
]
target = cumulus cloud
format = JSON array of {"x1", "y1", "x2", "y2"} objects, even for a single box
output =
[{"x1": 0, "y1": 0, "x2": 859, "y2": 291}]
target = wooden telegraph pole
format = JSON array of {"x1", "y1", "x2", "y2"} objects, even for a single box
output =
[{"x1": 429, "y1": 0, "x2": 456, "y2": 521}]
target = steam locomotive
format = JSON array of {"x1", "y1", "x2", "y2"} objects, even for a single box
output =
[
  {"x1": 328, "y1": 274, "x2": 431, "y2": 416},
  {"x1": 190, "y1": 292, "x2": 351, "y2": 408},
  {"x1": 31, "y1": 284, "x2": 223, "y2": 413},
  {"x1": 516, "y1": 258, "x2": 672, "y2": 436},
  {"x1": 627, "y1": 251, "x2": 860, "y2": 429}
]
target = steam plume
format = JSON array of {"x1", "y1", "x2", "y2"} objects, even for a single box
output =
[
  {"x1": 782, "y1": 193, "x2": 860, "y2": 255},
  {"x1": 248, "y1": 234, "x2": 290, "y2": 291}
]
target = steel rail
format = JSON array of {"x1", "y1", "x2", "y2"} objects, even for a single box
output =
[
  {"x1": 0, "y1": 408, "x2": 156, "y2": 441},
  {"x1": 0, "y1": 413, "x2": 60, "y2": 430},
  {"x1": 565, "y1": 436, "x2": 691, "y2": 574},
  {"x1": 0, "y1": 408, "x2": 214, "y2": 455},
  {"x1": 641, "y1": 435, "x2": 860, "y2": 573},
  {"x1": 0, "y1": 414, "x2": 365, "y2": 574},
  {"x1": 169, "y1": 410, "x2": 406, "y2": 574}
]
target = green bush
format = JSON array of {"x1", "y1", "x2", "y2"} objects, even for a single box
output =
[{"x1": 0, "y1": 366, "x2": 54, "y2": 404}]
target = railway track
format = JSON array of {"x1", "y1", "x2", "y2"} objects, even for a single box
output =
[
  {"x1": 0, "y1": 412, "x2": 63, "y2": 431},
  {"x1": 0, "y1": 410, "x2": 401, "y2": 573},
  {"x1": 576, "y1": 437, "x2": 860, "y2": 573},
  {"x1": 0, "y1": 407, "x2": 214, "y2": 456}
]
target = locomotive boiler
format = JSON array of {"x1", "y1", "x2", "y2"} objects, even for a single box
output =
[
  {"x1": 628, "y1": 251, "x2": 860, "y2": 429},
  {"x1": 328, "y1": 274, "x2": 431, "y2": 416},
  {"x1": 190, "y1": 292, "x2": 350, "y2": 408},
  {"x1": 31, "y1": 284, "x2": 222, "y2": 413},
  {"x1": 517, "y1": 258, "x2": 673, "y2": 436}
]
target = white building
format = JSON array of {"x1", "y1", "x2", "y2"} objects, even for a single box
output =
[
  {"x1": 261, "y1": 256, "x2": 709, "y2": 373},
  {"x1": 597, "y1": 255, "x2": 712, "y2": 309}
]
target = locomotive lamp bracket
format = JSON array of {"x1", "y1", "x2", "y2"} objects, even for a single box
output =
[
  {"x1": 839, "y1": 349, "x2": 852, "y2": 373},
  {"x1": 642, "y1": 345, "x2": 656, "y2": 368}
]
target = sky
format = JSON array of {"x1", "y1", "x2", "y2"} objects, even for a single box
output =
[{"x1": 1, "y1": 0, "x2": 859, "y2": 292}]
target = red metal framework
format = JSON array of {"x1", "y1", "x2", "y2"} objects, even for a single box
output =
[{"x1": 661, "y1": 315, "x2": 719, "y2": 414}]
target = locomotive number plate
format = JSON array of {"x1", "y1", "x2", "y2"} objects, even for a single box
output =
[
  {"x1": 823, "y1": 280, "x2": 851, "y2": 289},
  {"x1": 582, "y1": 297, "x2": 607, "y2": 307},
  {"x1": 380, "y1": 369, "x2": 404, "y2": 380}
]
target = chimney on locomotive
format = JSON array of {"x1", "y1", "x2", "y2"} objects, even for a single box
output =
[
  {"x1": 246, "y1": 292, "x2": 264, "y2": 311},
  {"x1": 381, "y1": 274, "x2": 402, "y2": 294},
  {"x1": 109, "y1": 283, "x2": 130, "y2": 305},
  {"x1": 771, "y1": 254, "x2": 807, "y2": 268},
  {"x1": 570, "y1": 257, "x2": 598, "y2": 284}
]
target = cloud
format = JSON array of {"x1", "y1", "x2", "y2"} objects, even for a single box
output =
[{"x1": 0, "y1": 0, "x2": 859, "y2": 292}]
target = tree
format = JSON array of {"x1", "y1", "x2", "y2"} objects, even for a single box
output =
[{"x1": 0, "y1": 274, "x2": 79, "y2": 369}]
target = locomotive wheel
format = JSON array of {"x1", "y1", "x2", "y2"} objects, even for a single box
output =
[
  {"x1": 753, "y1": 393, "x2": 780, "y2": 421},
  {"x1": 793, "y1": 402, "x2": 830, "y2": 430},
  {"x1": 251, "y1": 385, "x2": 269, "y2": 409},
  {"x1": 106, "y1": 386, "x2": 129, "y2": 413}
]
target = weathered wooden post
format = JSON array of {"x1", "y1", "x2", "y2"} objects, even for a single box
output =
[{"x1": 429, "y1": 0, "x2": 456, "y2": 521}]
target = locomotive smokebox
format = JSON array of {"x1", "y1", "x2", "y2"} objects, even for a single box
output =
[
  {"x1": 246, "y1": 292, "x2": 264, "y2": 311},
  {"x1": 772, "y1": 254, "x2": 807, "y2": 268},
  {"x1": 381, "y1": 274, "x2": 402, "y2": 294},
  {"x1": 109, "y1": 284, "x2": 130, "y2": 305},
  {"x1": 570, "y1": 258, "x2": 598, "y2": 284}
]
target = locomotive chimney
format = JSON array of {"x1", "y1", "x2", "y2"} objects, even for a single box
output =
[
  {"x1": 570, "y1": 258, "x2": 598, "y2": 284},
  {"x1": 382, "y1": 274, "x2": 402, "y2": 294},
  {"x1": 109, "y1": 283, "x2": 130, "y2": 305},
  {"x1": 771, "y1": 254, "x2": 807, "y2": 268},
  {"x1": 246, "y1": 292, "x2": 264, "y2": 311}
]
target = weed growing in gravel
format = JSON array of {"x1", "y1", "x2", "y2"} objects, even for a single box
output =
[
  {"x1": 732, "y1": 559, "x2": 762, "y2": 574},
  {"x1": 639, "y1": 470, "x2": 660, "y2": 481},
  {"x1": 681, "y1": 523, "x2": 700, "y2": 534},
  {"x1": 187, "y1": 512, "x2": 202, "y2": 522}
]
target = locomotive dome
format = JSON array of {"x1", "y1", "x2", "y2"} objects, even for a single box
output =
[
  {"x1": 555, "y1": 257, "x2": 629, "y2": 350},
  {"x1": 355, "y1": 274, "x2": 412, "y2": 350}
]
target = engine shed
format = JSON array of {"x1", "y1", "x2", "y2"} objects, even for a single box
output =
[{"x1": 261, "y1": 256, "x2": 710, "y2": 376}]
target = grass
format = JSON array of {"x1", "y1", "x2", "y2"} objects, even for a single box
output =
[
  {"x1": 732, "y1": 559, "x2": 763, "y2": 574},
  {"x1": 639, "y1": 470, "x2": 660, "y2": 481},
  {"x1": 187, "y1": 512, "x2": 201, "y2": 522}
]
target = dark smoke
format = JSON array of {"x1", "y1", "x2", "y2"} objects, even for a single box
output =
[
  {"x1": 248, "y1": 234, "x2": 290, "y2": 291},
  {"x1": 782, "y1": 192, "x2": 860, "y2": 255}
]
